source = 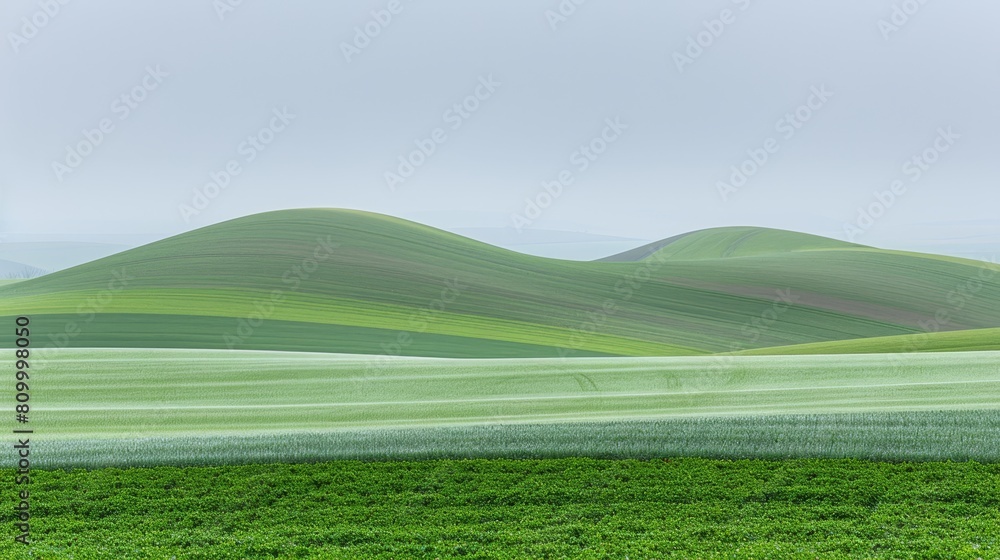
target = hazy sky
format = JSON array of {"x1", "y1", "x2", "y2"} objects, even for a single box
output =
[{"x1": 1, "y1": 0, "x2": 998, "y2": 254}]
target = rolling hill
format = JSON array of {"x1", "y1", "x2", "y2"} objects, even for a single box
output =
[
  {"x1": 596, "y1": 226, "x2": 862, "y2": 262},
  {"x1": 1, "y1": 209, "x2": 999, "y2": 357}
]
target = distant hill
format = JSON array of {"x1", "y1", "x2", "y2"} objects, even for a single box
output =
[
  {"x1": 597, "y1": 226, "x2": 862, "y2": 262},
  {"x1": 2, "y1": 209, "x2": 999, "y2": 357},
  {"x1": 0, "y1": 241, "x2": 132, "y2": 273},
  {"x1": 0, "y1": 258, "x2": 46, "y2": 279}
]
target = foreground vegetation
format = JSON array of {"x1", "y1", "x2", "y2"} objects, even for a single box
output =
[{"x1": 4, "y1": 457, "x2": 997, "y2": 558}]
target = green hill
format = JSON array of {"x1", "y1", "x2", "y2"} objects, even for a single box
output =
[
  {"x1": 1, "y1": 209, "x2": 999, "y2": 357},
  {"x1": 597, "y1": 226, "x2": 861, "y2": 262},
  {"x1": 736, "y1": 327, "x2": 1000, "y2": 356}
]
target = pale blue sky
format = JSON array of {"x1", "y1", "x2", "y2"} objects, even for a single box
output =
[{"x1": 1, "y1": 0, "x2": 998, "y2": 260}]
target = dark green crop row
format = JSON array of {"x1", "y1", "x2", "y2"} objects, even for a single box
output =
[{"x1": 4, "y1": 457, "x2": 998, "y2": 559}]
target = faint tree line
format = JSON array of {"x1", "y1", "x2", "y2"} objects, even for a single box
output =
[{"x1": 4, "y1": 266, "x2": 48, "y2": 279}]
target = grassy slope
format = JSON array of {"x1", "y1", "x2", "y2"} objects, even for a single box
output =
[
  {"x1": 1, "y1": 210, "x2": 999, "y2": 356},
  {"x1": 599, "y1": 226, "x2": 863, "y2": 262},
  {"x1": 5, "y1": 458, "x2": 998, "y2": 559},
  {"x1": 738, "y1": 327, "x2": 1000, "y2": 355}
]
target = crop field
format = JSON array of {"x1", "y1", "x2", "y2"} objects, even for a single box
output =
[
  {"x1": 32, "y1": 410, "x2": 1000, "y2": 469},
  {"x1": 1, "y1": 458, "x2": 997, "y2": 559},
  {"x1": 18, "y1": 347, "x2": 1000, "y2": 467}
]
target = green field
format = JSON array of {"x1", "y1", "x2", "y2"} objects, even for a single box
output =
[
  {"x1": 737, "y1": 326, "x2": 1000, "y2": 355},
  {"x1": 3, "y1": 458, "x2": 997, "y2": 559},
  {"x1": 16, "y1": 348, "x2": 999, "y2": 466},
  {"x1": 2, "y1": 209, "x2": 999, "y2": 357}
]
